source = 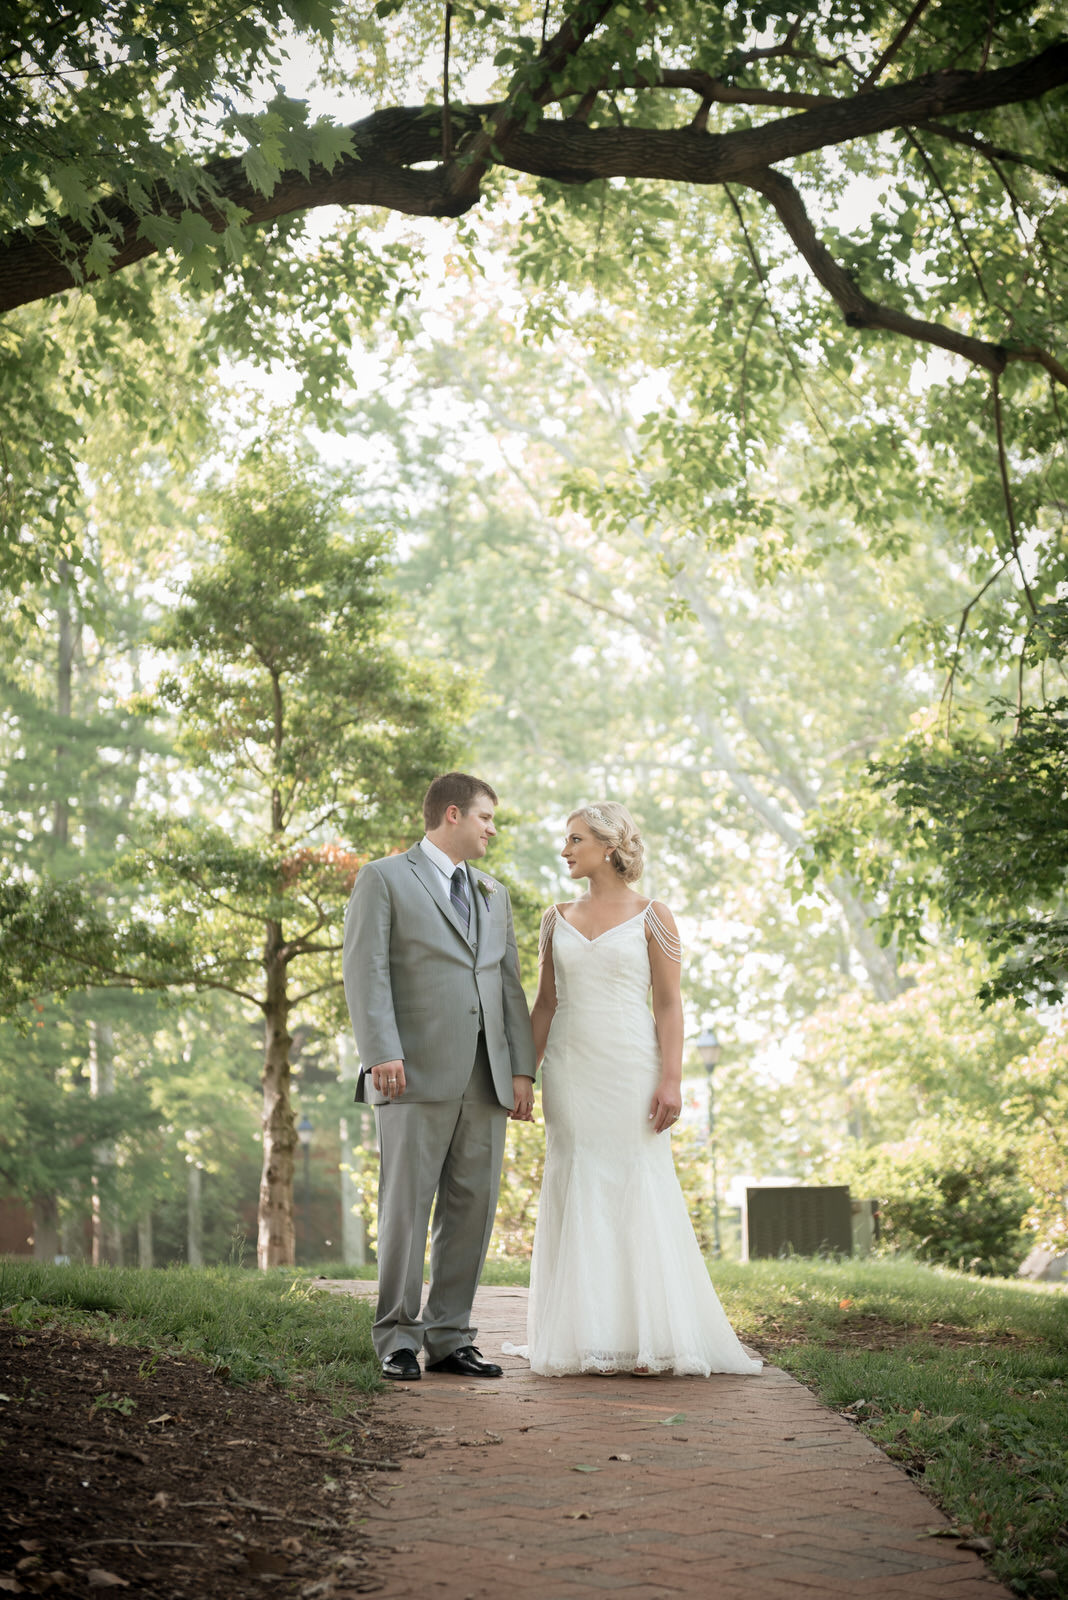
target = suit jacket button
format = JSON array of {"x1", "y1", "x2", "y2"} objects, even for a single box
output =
[{"x1": 470, "y1": 1005, "x2": 479, "y2": 1013}]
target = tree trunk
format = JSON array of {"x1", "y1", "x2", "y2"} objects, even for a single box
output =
[
  {"x1": 337, "y1": 1035, "x2": 367, "y2": 1267},
  {"x1": 31, "y1": 1194, "x2": 59, "y2": 1262},
  {"x1": 54, "y1": 561, "x2": 73, "y2": 850},
  {"x1": 60, "y1": 1211, "x2": 87, "y2": 1262},
  {"x1": 89, "y1": 1019, "x2": 123, "y2": 1266},
  {"x1": 257, "y1": 924, "x2": 296, "y2": 1269},
  {"x1": 187, "y1": 1163, "x2": 203, "y2": 1267},
  {"x1": 338, "y1": 1118, "x2": 366, "y2": 1267},
  {"x1": 137, "y1": 1210, "x2": 154, "y2": 1269}
]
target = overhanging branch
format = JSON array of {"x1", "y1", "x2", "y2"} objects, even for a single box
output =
[
  {"x1": 742, "y1": 165, "x2": 1068, "y2": 386},
  {"x1": 0, "y1": 36, "x2": 1065, "y2": 323}
]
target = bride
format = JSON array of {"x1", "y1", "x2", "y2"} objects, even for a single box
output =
[{"x1": 522, "y1": 802, "x2": 761, "y2": 1378}]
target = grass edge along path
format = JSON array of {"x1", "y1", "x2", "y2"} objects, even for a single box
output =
[{"x1": 0, "y1": 1259, "x2": 381, "y2": 1401}]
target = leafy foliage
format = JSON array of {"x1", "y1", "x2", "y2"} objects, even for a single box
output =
[
  {"x1": 805, "y1": 685, "x2": 1068, "y2": 1008},
  {"x1": 831, "y1": 1122, "x2": 1033, "y2": 1276}
]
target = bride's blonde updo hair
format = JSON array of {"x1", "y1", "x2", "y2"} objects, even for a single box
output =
[{"x1": 570, "y1": 802, "x2": 645, "y2": 884}]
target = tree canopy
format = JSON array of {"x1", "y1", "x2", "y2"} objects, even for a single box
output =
[{"x1": 3, "y1": 0, "x2": 1066, "y2": 390}]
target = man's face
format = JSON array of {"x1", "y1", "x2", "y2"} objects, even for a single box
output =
[{"x1": 451, "y1": 796, "x2": 497, "y2": 860}]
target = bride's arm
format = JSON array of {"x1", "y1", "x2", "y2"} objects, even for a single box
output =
[
  {"x1": 530, "y1": 906, "x2": 559, "y2": 1062},
  {"x1": 648, "y1": 902, "x2": 684, "y2": 1134}
]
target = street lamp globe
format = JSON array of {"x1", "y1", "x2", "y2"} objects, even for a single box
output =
[
  {"x1": 696, "y1": 1026, "x2": 721, "y2": 1072},
  {"x1": 297, "y1": 1114, "x2": 313, "y2": 1149}
]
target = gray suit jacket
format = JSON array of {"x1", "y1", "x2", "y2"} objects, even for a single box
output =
[{"x1": 342, "y1": 845, "x2": 536, "y2": 1108}]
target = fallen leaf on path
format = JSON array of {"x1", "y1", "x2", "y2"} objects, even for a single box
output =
[
  {"x1": 958, "y1": 1537, "x2": 995, "y2": 1554},
  {"x1": 571, "y1": 1464, "x2": 600, "y2": 1473},
  {"x1": 86, "y1": 1572, "x2": 129, "y2": 1589},
  {"x1": 0, "y1": 1579, "x2": 24, "y2": 1594},
  {"x1": 660, "y1": 1413, "x2": 686, "y2": 1425},
  {"x1": 564, "y1": 1510, "x2": 592, "y2": 1519}
]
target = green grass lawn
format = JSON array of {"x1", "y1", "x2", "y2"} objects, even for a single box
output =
[{"x1": 0, "y1": 1259, "x2": 381, "y2": 1398}]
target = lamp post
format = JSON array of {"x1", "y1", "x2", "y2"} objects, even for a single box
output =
[
  {"x1": 696, "y1": 1026, "x2": 723, "y2": 1259},
  {"x1": 297, "y1": 1113, "x2": 313, "y2": 1262}
]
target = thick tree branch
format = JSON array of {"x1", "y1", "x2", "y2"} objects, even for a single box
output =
[
  {"x1": 742, "y1": 164, "x2": 1068, "y2": 386},
  {"x1": 915, "y1": 117, "x2": 1068, "y2": 186},
  {"x1": 440, "y1": 0, "x2": 618, "y2": 208},
  {"x1": 0, "y1": 37, "x2": 1065, "y2": 319}
]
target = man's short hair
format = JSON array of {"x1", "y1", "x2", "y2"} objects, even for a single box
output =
[{"x1": 423, "y1": 772, "x2": 499, "y2": 831}]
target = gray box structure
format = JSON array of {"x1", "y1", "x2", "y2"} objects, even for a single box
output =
[{"x1": 743, "y1": 1185, "x2": 854, "y2": 1259}]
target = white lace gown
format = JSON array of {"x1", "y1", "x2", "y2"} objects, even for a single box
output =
[{"x1": 523, "y1": 905, "x2": 762, "y2": 1378}]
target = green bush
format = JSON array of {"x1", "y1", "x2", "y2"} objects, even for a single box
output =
[{"x1": 832, "y1": 1122, "x2": 1032, "y2": 1276}]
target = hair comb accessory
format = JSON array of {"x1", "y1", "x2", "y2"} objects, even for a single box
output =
[{"x1": 586, "y1": 806, "x2": 607, "y2": 824}]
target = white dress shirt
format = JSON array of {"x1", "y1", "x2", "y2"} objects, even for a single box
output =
[{"x1": 419, "y1": 835, "x2": 467, "y2": 910}]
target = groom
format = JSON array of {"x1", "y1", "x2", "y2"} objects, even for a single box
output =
[{"x1": 342, "y1": 772, "x2": 536, "y2": 1381}]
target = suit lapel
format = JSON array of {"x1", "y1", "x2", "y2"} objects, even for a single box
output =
[{"x1": 407, "y1": 846, "x2": 475, "y2": 949}]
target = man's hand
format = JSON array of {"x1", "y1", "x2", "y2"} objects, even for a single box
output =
[
  {"x1": 372, "y1": 1060, "x2": 406, "y2": 1100},
  {"x1": 510, "y1": 1075, "x2": 535, "y2": 1121}
]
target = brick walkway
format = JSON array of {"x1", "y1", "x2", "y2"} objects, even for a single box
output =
[{"x1": 320, "y1": 1282, "x2": 1009, "y2": 1600}]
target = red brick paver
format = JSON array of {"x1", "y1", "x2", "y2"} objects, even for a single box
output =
[{"x1": 320, "y1": 1282, "x2": 1009, "y2": 1600}]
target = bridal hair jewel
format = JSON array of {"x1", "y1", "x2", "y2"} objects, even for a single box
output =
[{"x1": 586, "y1": 806, "x2": 607, "y2": 825}]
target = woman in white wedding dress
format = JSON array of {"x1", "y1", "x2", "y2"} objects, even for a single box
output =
[{"x1": 522, "y1": 803, "x2": 761, "y2": 1379}]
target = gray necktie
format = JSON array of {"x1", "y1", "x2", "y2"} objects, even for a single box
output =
[{"x1": 450, "y1": 866, "x2": 470, "y2": 934}]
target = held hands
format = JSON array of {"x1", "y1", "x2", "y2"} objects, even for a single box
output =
[
  {"x1": 511, "y1": 1076, "x2": 535, "y2": 1122},
  {"x1": 649, "y1": 1080, "x2": 682, "y2": 1134},
  {"x1": 371, "y1": 1060, "x2": 406, "y2": 1100}
]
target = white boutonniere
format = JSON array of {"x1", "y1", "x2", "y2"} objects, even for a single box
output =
[{"x1": 477, "y1": 878, "x2": 497, "y2": 902}]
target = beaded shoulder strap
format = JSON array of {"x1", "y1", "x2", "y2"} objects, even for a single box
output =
[
  {"x1": 645, "y1": 902, "x2": 681, "y2": 962},
  {"x1": 538, "y1": 903, "x2": 559, "y2": 960}
]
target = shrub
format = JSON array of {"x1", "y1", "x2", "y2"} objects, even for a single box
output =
[{"x1": 832, "y1": 1122, "x2": 1032, "y2": 1276}]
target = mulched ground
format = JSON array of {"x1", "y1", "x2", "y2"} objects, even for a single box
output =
[
  {"x1": 0, "y1": 1323, "x2": 416, "y2": 1600},
  {"x1": 760, "y1": 1313, "x2": 1036, "y2": 1351}
]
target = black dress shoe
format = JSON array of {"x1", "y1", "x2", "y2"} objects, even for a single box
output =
[
  {"x1": 425, "y1": 1345, "x2": 503, "y2": 1378},
  {"x1": 381, "y1": 1349, "x2": 421, "y2": 1381}
]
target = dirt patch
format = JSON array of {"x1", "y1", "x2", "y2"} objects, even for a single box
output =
[
  {"x1": 758, "y1": 1313, "x2": 1035, "y2": 1352},
  {"x1": 0, "y1": 1322, "x2": 413, "y2": 1598}
]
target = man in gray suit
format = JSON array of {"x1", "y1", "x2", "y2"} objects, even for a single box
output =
[{"x1": 343, "y1": 772, "x2": 536, "y2": 1381}]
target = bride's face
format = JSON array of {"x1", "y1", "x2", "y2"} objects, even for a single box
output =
[{"x1": 561, "y1": 818, "x2": 607, "y2": 880}]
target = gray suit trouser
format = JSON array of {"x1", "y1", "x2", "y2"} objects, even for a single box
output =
[{"x1": 373, "y1": 1036, "x2": 508, "y2": 1362}]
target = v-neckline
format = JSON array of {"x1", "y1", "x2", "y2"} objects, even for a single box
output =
[{"x1": 556, "y1": 905, "x2": 649, "y2": 945}]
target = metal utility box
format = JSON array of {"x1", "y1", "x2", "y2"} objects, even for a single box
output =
[{"x1": 743, "y1": 1185, "x2": 854, "y2": 1260}]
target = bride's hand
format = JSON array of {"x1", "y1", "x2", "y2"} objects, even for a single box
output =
[{"x1": 649, "y1": 1082, "x2": 682, "y2": 1134}]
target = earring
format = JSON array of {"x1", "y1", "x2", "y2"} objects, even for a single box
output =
[{"x1": 605, "y1": 854, "x2": 612, "y2": 861}]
